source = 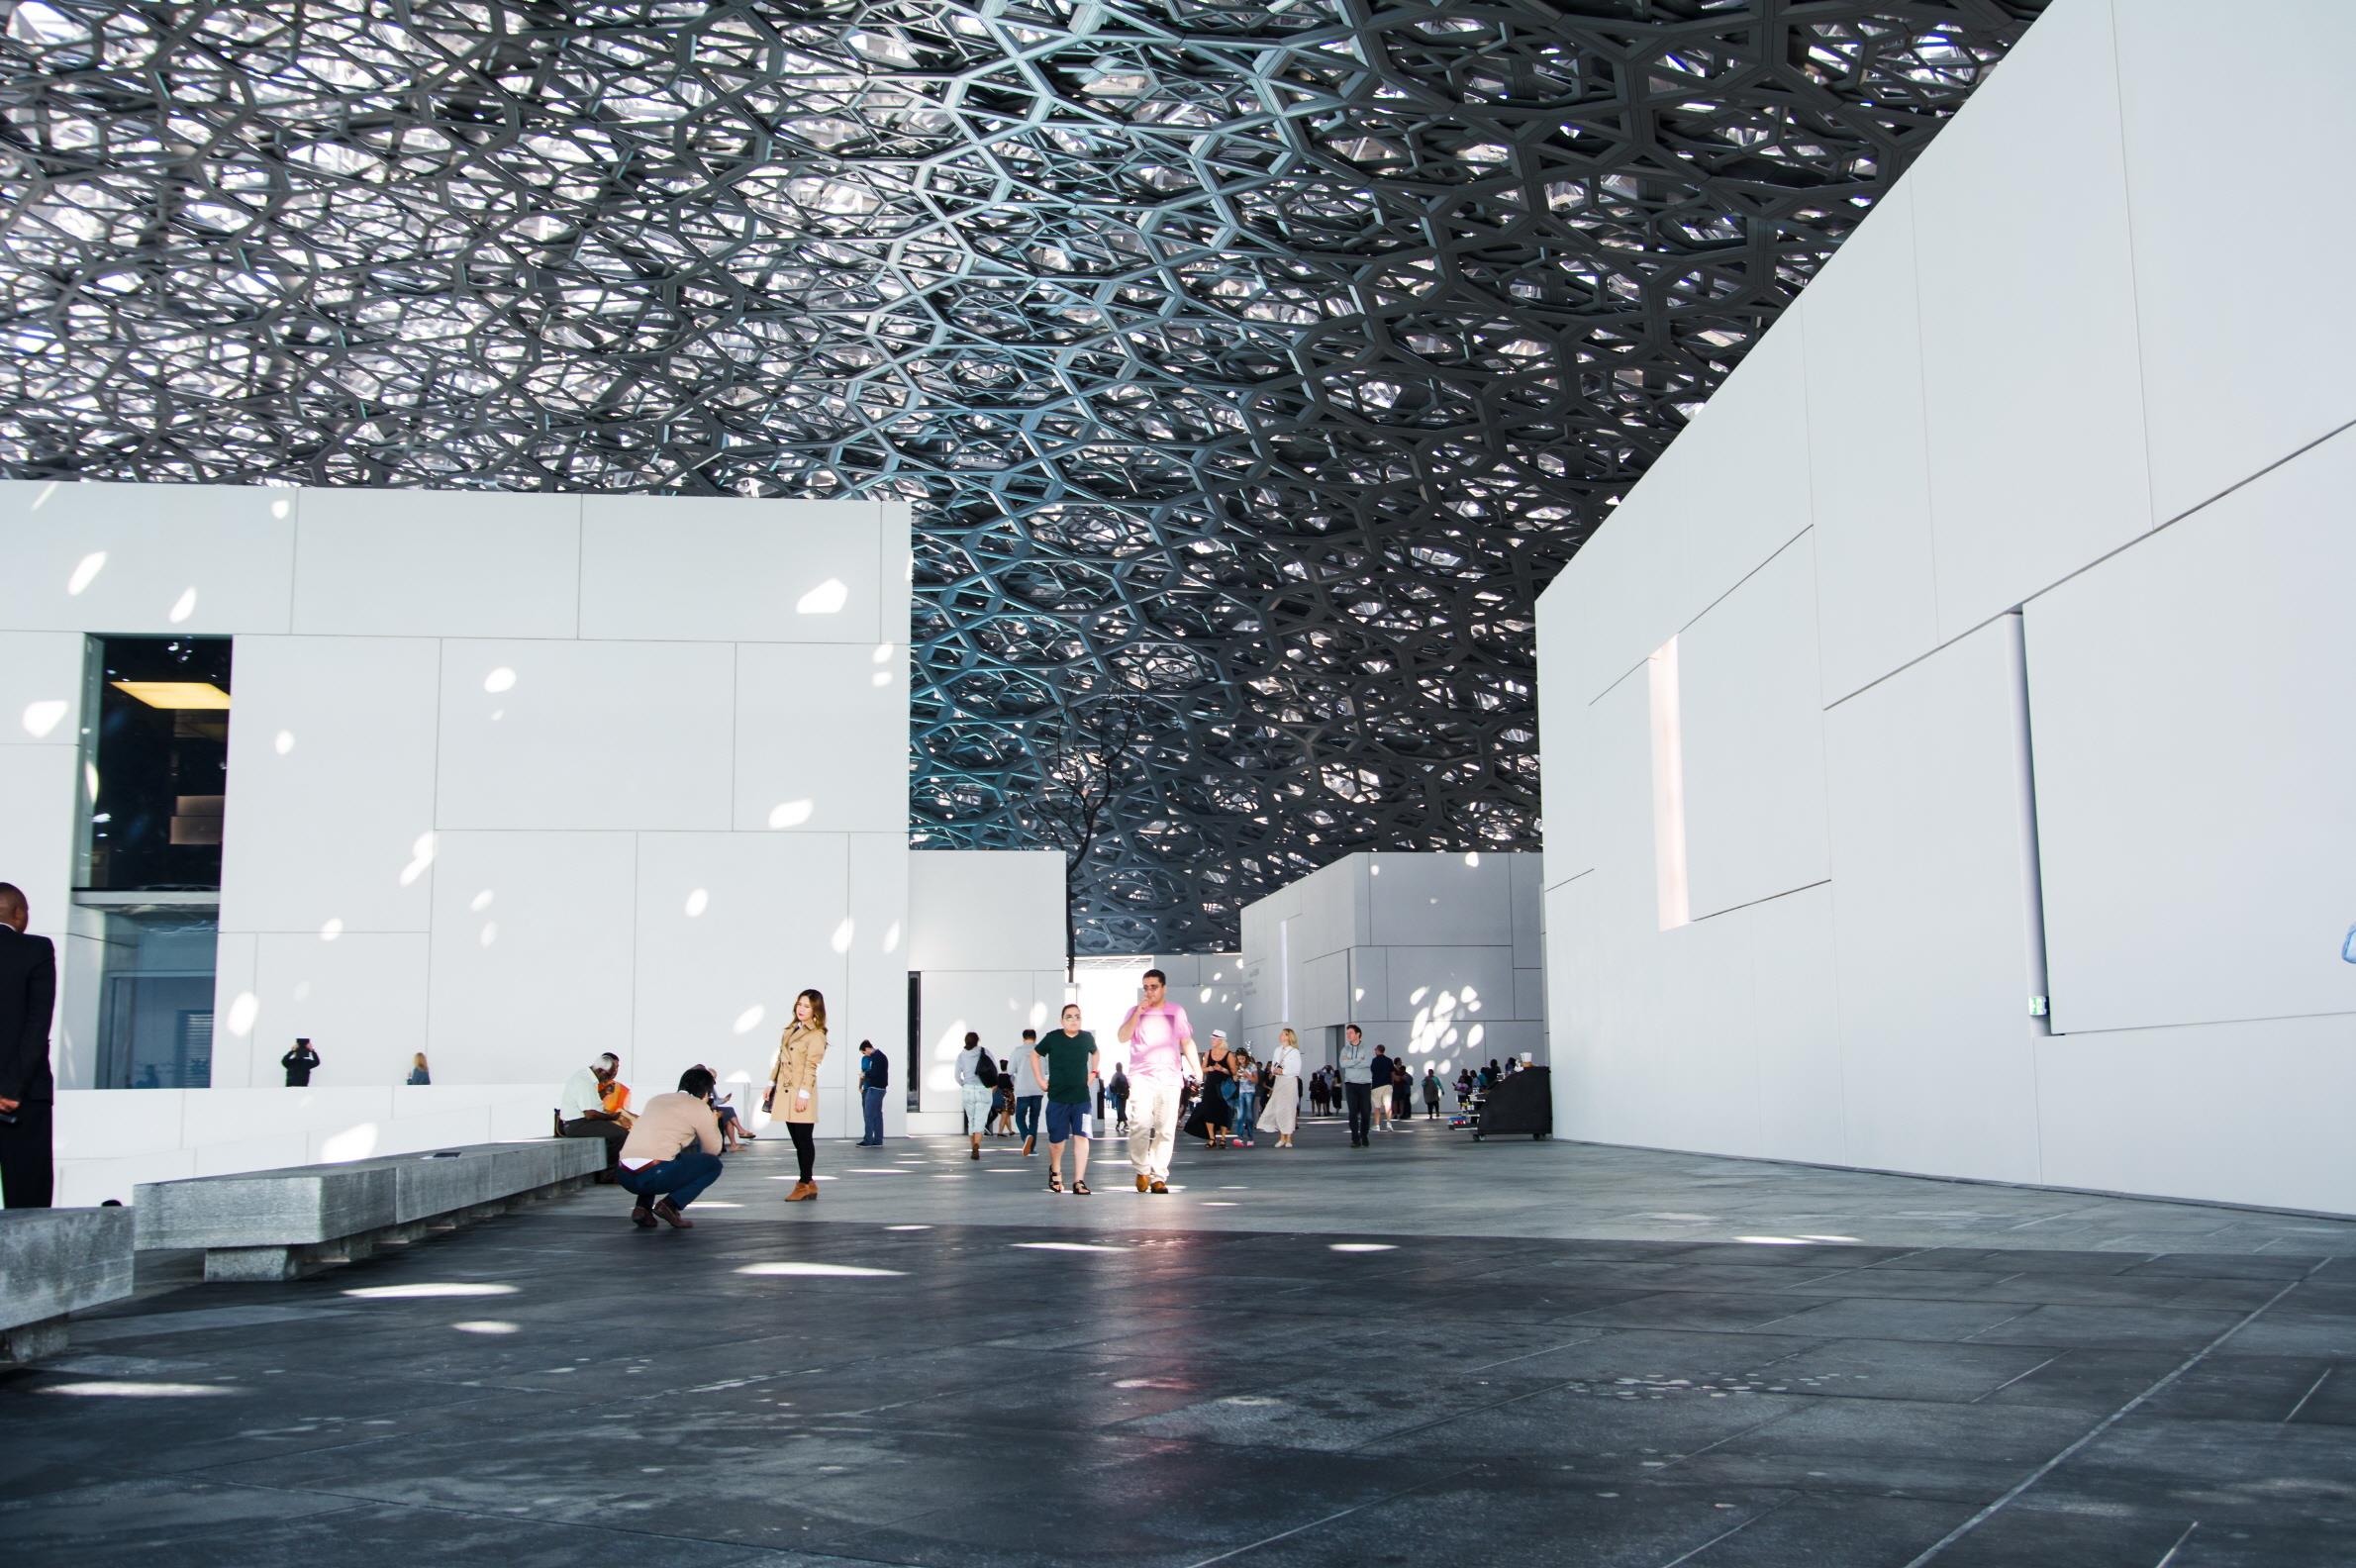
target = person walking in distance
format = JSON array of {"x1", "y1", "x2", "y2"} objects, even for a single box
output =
[
  {"x1": 1423, "y1": 1065, "x2": 1441, "y2": 1120},
  {"x1": 1116, "y1": 967, "x2": 1200, "y2": 1194},
  {"x1": 1032, "y1": 1003, "x2": 1100, "y2": 1195},
  {"x1": 1014, "y1": 1028, "x2": 1044, "y2": 1155},
  {"x1": 1367, "y1": 1041, "x2": 1395, "y2": 1135},
  {"x1": 856, "y1": 1038, "x2": 890, "y2": 1146},
  {"x1": 955, "y1": 1031, "x2": 994, "y2": 1160},
  {"x1": 0, "y1": 882, "x2": 57, "y2": 1208},
  {"x1": 1338, "y1": 1025, "x2": 1374, "y2": 1147},
  {"x1": 769, "y1": 988, "x2": 829, "y2": 1202}
]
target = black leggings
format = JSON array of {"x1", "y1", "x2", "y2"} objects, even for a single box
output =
[{"x1": 788, "y1": 1121, "x2": 815, "y2": 1182}]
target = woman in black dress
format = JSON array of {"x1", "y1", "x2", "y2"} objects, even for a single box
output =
[
  {"x1": 1391, "y1": 1059, "x2": 1413, "y2": 1124},
  {"x1": 1191, "y1": 1031, "x2": 1236, "y2": 1149}
]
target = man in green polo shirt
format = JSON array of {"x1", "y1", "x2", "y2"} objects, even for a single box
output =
[{"x1": 1031, "y1": 1003, "x2": 1101, "y2": 1196}]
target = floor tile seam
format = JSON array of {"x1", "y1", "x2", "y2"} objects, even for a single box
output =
[
  {"x1": 1653, "y1": 1496, "x2": 1804, "y2": 1568},
  {"x1": 1174, "y1": 1464, "x2": 1478, "y2": 1568},
  {"x1": 2281, "y1": 1366, "x2": 2334, "y2": 1424},
  {"x1": 1896, "y1": 1263, "x2": 2325, "y2": 1567}
]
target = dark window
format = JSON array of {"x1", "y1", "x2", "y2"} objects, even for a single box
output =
[{"x1": 85, "y1": 637, "x2": 233, "y2": 892}]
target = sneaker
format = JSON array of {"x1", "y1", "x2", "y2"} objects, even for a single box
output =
[{"x1": 1023, "y1": 1135, "x2": 1035, "y2": 1156}]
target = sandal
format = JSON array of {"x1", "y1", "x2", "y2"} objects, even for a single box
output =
[
  {"x1": 1072, "y1": 1180, "x2": 1091, "y2": 1196},
  {"x1": 1047, "y1": 1173, "x2": 1063, "y2": 1193}
]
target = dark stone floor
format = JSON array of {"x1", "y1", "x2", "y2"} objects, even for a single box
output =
[{"x1": 5, "y1": 1138, "x2": 2354, "y2": 1566}]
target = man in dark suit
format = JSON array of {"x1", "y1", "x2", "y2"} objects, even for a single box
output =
[{"x1": 0, "y1": 881, "x2": 57, "y2": 1209}]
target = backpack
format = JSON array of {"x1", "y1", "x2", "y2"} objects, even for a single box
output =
[{"x1": 975, "y1": 1048, "x2": 998, "y2": 1088}]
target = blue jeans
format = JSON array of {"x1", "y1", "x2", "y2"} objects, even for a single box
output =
[
  {"x1": 861, "y1": 1084, "x2": 886, "y2": 1144},
  {"x1": 1015, "y1": 1096, "x2": 1042, "y2": 1140},
  {"x1": 616, "y1": 1149, "x2": 723, "y2": 1211},
  {"x1": 1235, "y1": 1092, "x2": 1256, "y2": 1132}
]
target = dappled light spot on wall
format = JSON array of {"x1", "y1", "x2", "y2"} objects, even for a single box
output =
[
  {"x1": 66, "y1": 549, "x2": 106, "y2": 595},
  {"x1": 21, "y1": 699, "x2": 67, "y2": 738},
  {"x1": 795, "y1": 577, "x2": 849, "y2": 615},
  {"x1": 397, "y1": 833, "x2": 437, "y2": 890},
  {"x1": 871, "y1": 669, "x2": 892, "y2": 687},
  {"x1": 478, "y1": 922, "x2": 498, "y2": 947},
  {"x1": 469, "y1": 888, "x2": 494, "y2": 914},
  {"x1": 39, "y1": 1381, "x2": 237, "y2": 1399},
  {"x1": 683, "y1": 888, "x2": 709, "y2": 918},
  {"x1": 225, "y1": 991, "x2": 259, "y2": 1036},
  {"x1": 881, "y1": 921, "x2": 901, "y2": 954},
  {"x1": 482, "y1": 666, "x2": 516, "y2": 694},
  {"x1": 30, "y1": 480, "x2": 56, "y2": 510},
  {"x1": 319, "y1": 917, "x2": 343, "y2": 941},
  {"x1": 872, "y1": 641, "x2": 896, "y2": 663},
  {"x1": 319, "y1": 1124, "x2": 378, "y2": 1162},
  {"x1": 168, "y1": 586, "x2": 197, "y2": 624},
  {"x1": 344, "y1": 1282, "x2": 519, "y2": 1300},
  {"x1": 83, "y1": 759, "x2": 98, "y2": 806},
  {"x1": 1464, "y1": 851, "x2": 1480, "y2": 867},
  {"x1": 270, "y1": 497, "x2": 290, "y2": 520},
  {"x1": 273, "y1": 729, "x2": 295, "y2": 755},
  {"x1": 734, "y1": 1005, "x2": 765, "y2": 1034},
  {"x1": 832, "y1": 917, "x2": 854, "y2": 953},
  {"x1": 736, "y1": 1261, "x2": 904, "y2": 1278},
  {"x1": 768, "y1": 799, "x2": 813, "y2": 829},
  {"x1": 451, "y1": 1321, "x2": 519, "y2": 1334}
]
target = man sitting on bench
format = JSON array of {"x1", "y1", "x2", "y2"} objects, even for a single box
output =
[
  {"x1": 615, "y1": 1065, "x2": 726, "y2": 1229},
  {"x1": 557, "y1": 1052, "x2": 631, "y2": 1178}
]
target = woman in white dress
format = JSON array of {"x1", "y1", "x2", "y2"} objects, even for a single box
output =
[{"x1": 1258, "y1": 1027, "x2": 1304, "y2": 1149}]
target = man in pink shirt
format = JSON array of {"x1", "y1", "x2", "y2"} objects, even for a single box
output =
[{"x1": 1116, "y1": 966, "x2": 1200, "y2": 1194}]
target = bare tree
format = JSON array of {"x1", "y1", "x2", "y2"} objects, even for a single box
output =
[{"x1": 1029, "y1": 697, "x2": 1153, "y2": 978}]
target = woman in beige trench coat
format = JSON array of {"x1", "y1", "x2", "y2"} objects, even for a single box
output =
[{"x1": 770, "y1": 988, "x2": 829, "y2": 1202}]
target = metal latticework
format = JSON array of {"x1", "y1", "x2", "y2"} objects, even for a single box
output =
[{"x1": 0, "y1": 1, "x2": 2045, "y2": 950}]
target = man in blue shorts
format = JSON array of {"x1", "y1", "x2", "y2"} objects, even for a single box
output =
[{"x1": 1031, "y1": 1003, "x2": 1101, "y2": 1196}]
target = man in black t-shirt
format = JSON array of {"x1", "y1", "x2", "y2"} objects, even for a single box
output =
[{"x1": 857, "y1": 1039, "x2": 890, "y2": 1146}]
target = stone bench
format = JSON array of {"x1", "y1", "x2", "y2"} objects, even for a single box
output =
[
  {"x1": 1, "y1": 1207, "x2": 137, "y2": 1364},
  {"x1": 134, "y1": 1138, "x2": 606, "y2": 1282}
]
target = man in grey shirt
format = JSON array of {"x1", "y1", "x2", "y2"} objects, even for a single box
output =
[{"x1": 1337, "y1": 1024, "x2": 1374, "y2": 1148}]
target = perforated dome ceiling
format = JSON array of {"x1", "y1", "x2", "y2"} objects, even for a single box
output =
[{"x1": 0, "y1": 0, "x2": 2045, "y2": 951}]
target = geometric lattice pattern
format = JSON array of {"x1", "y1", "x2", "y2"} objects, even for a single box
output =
[{"x1": 0, "y1": 2, "x2": 2045, "y2": 950}]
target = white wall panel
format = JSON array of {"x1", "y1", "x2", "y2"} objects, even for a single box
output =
[
  {"x1": 1369, "y1": 852, "x2": 1512, "y2": 947},
  {"x1": 1513, "y1": 967, "x2": 1545, "y2": 1028},
  {"x1": 253, "y1": 932, "x2": 430, "y2": 1089},
  {"x1": 1913, "y1": 0, "x2": 2151, "y2": 634},
  {"x1": 907, "y1": 849, "x2": 1065, "y2": 973},
  {"x1": 631, "y1": 831, "x2": 849, "y2": 1127},
  {"x1": 436, "y1": 638, "x2": 733, "y2": 831},
  {"x1": 579, "y1": 496, "x2": 885, "y2": 643},
  {"x1": 426, "y1": 831, "x2": 636, "y2": 1087},
  {"x1": 208, "y1": 932, "x2": 258, "y2": 1090},
  {"x1": 2027, "y1": 428, "x2": 2356, "y2": 1032},
  {"x1": 1349, "y1": 945, "x2": 1388, "y2": 1025},
  {"x1": 293, "y1": 489, "x2": 580, "y2": 638},
  {"x1": 2116, "y1": 2, "x2": 2356, "y2": 522},
  {"x1": 1677, "y1": 325, "x2": 1815, "y2": 615},
  {"x1": 1298, "y1": 948, "x2": 1348, "y2": 1030},
  {"x1": 0, "y1": 480, "x2": 295, "y2": 635},
  {"x1": 0, "y1": 632, "x2": 85, "y2": 747},
  {"x1": 1825, "y1": 623, "x2": 2041, "y2": 1183},
  {"x1": 219, "y1": 636, "x2": 441, "y2": 934},
  {"x1": 734, "y1": 641, "x2": 909, "y2": 834},
  {"x1": 844, "y1": 832, "x2": 911, "y2": 1140},
  {"x1": 917, "y1": 969, "x2": 1048, "y2": 1116},
  {"x1": 1510, "y1": 853, "x2": 1545, "y2": 968},
  {"x1": 2035, "y1": 1014, "x2": 2356, "y2": 1216},
  {"x1": 1569, "y1": 448, "x2": 1690, "y2": 702},
  {"x1": 1800, "y1": 183, "x2": 1940, "y2": 701},
  {"x1": 1534, "y1": 582, "x2": 1589, "y2": 882},
  {"x1": 0, "y1": 744, "x2": 78, "y2": 933},
  {"x1": 1746, "y1": 884, "x2": 1845, "y2": 1165},
  {"x1": 1381, "y1": 945, "x2": 1516, "y2": 1030},
  {"x1": 1655, "y1": 913, "x2": 1759, "y2": 1156},
  {"x1": 1679, "y1": 537, "x2": 1830, "y2": 919}
]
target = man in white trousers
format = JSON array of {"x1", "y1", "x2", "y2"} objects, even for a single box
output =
[{"x1": 1116, "y1": 967, "x2": 1200, "y2": 1194}]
